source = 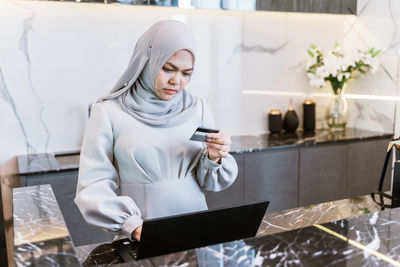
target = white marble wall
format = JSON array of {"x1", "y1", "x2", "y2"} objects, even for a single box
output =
[{"x1": 0, "y1": 0, "x2": 399, "y2": 174}]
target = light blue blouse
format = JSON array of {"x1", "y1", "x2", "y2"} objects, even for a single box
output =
[{"x1": 74, "y1": 99, "x2": 238, "y2": 239}]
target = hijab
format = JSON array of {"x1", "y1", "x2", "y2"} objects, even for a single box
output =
[{"x1": 99, "y1": 20, "x2": 199, "y2": 127}]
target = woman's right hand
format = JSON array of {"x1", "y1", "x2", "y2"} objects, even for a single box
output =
[{"x1": 132, "y1": 226, "x2": 142, "y2": 241}]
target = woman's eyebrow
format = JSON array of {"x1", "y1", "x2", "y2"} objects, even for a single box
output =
[{"x1": 165, "y1": 62, "x2": 193, "y2": 71}]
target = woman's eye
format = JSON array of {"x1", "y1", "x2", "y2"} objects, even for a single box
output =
[
  {"x1": 163, "y1": 67, "x2": 173, "y2": 72},
  {"x1": 183, "y1": 72, "x2": 191, "y2": 77}
]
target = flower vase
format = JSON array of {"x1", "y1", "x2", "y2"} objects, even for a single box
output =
[{"x1": 327, "y1": 85, "x2": 348, "y2": 131}]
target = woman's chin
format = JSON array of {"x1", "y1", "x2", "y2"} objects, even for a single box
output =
[
  {"x1": 160, "y1": 91, "x2": 180, "y2": 101},
  {"x1": 160, "y1": 94, "x2": 176, "y2": 101}
]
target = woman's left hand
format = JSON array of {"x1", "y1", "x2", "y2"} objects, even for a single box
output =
[{"x1": 206, "y1": 132, "x2": 232, "y2": 163}]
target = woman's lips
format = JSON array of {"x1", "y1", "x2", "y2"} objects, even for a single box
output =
[{"x1": 164, "y1": 89, "x2": 178, "y2": 95}]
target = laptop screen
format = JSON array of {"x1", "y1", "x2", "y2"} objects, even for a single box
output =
[{"x1": 123, "y1": 201, "x2": 269, "y2": 260}]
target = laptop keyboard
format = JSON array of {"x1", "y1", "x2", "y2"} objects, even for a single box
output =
[
  {"x1": 128, "y1": 248, "x2": 137, "y2": 257},
  {"x1": 113, "y1": 238, "x2": 139, "y2": 262}
]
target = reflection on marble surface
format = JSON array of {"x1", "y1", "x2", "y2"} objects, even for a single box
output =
[
  {"x1": 231, "y1": 128, "x2": 393, "y2": 153},
  {"x1": 258, "y1": 193, "x2": 385, "y2": 237},
  {"x1": 13, "y1": 185, "x2": 80, "y2": 266},
  {"x1": 17, "y1": 153, "x2": 59, "y2": 175},
  {"x1": 77, "y1": 208, "x2": 400, "y2": 267},
  {"x1": 17, "y1": 151, "x2": 81, "y2": 175},
  {"x1": 9, "y1": 178, "x2": 398, "y2": 266},
  {"x1": 75, "y1": 191, "x2": 389, "y2": 266}
]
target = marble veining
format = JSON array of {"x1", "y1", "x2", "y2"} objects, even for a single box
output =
[
  {"x1": 9, "y1": 177, "x2": 398, "y2": 266},
  {"x1": 14, "y1": 185, "x2": 70, "y2": 245},
  {"x1": 75, "y1": 192, "x2": 388, "y2": 266},
  {"x1": 19, "y1": 14, "x2": 34, "y2": 63},
  {"x1": 234, "y1": 40, "x2": 289, "y2": 55},
  {"x1": 345, "y1": 0, "x2": 399, "y2": 87},
  {"x1": 257, "y1": 194, "x2": 385, "y2": 237},
  {"x1": 77, "y1": 207, "x2": 400, "y2": 266},
  {"x1": 19, "y1": 12, "x2": 50, "y2": 154},
  {"x1": 17, "y1": 151, "x2": 81, "y2": 175},
  {"x1": 343, "y1": 0, "x2": 369, "y2": 39},
  {"x1": 387, "y1": 0, "x2": 399, "y2": 50},
  {"x1": 230, "y1": 128, "x2": 393, "y2": 154},
  {"x1": 0, "y1": 68, "x2": 34, "y2": 155},
  {"x1": 356, "y1": 0, "x2": 370, "y2": 16},
  {"x1": 18, "y1": 153, "x2": 63, "y2": 175},
  {"x1": 13, "y1": 185, "x2": 80, "y2": 266}
]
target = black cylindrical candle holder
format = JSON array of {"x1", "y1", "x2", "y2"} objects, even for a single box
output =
[
  {"x1": 268, "y1": 110, "x2": 282, "y2": 134},
  {"x1": 303, "y1": 99, "x2": 315, "y2": 132}
]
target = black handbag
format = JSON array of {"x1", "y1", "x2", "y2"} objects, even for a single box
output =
[{"x1": 371, "y1": 139, "x2": 400, "y2": 210}]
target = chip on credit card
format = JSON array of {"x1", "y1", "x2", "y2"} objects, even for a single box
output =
[{"x1": 190, "y1": 127, "x2": 220, "y2": 142}]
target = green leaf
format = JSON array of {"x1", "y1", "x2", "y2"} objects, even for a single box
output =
[
  {"x1": 372, "y1": 49, "x2": 381, "y2": 57},
  {"x1": 311, "y1": 44, "x2": 317, "y2": 49},
  {"x1": 308, "y1": 69, "x2": 316, "y2": 74},
  {"x1": 367, "y1": 48, "x2": 374, "y2": 54},
  {"x1": 307, "y1": 50, "x2": 314, "y2": 57},
  {"x1": 334, "y1": 41, "x2": 339, "y2": 47}
]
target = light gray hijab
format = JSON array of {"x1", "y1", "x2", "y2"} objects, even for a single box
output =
[{"x1": 99, "y1": 20, "x2": 199, "y2": 127}]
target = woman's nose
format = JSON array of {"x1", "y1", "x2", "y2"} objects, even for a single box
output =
[{"x1": 169, "y1": 73, "x2": 181, "y2": 86}]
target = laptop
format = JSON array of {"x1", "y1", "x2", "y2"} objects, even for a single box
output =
[{"x1": 114, "y1": 201, "x2": 269, "y2": 261}]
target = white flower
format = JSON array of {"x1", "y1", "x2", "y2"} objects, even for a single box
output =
[
  {"x1": 333, "y1": 46, "x2": 342, "y2": 54},
  {"x1": 342, "y1": 55, "x2": 356, "y2": 70},
  {"x1": 306, "y1": 44, "x2": 380, "y2": 90},
  {"x1": 323, "y1": 52, "x2": 343, "y2": 77},
  {"x1": 363, "y1": 53, "x2": 372, "y2": 65},
  {"x1": 370, "y1": 57, "x2": 379, "y2": 73},
  {"x1": 316, "y1": 66, "x2": 329, "y2": 78},
  {"x1": 308, "y1": 73, "x2": 326, "y2": 87}
]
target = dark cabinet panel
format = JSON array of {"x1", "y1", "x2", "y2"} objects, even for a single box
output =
[
  {"x1": 299, "y1": 144, "x2": 347, "y2": 206},
  {"x1": 205, "y1": 154, "x2": 245, "y2": 209},
  {"x1": 21, "y1": 171, "x2": 114, "y2": 246},
  {"x1": 18, "y1": 137, "x2": 393, "y2": 246},
  {"x1": 346, "y1": 139, "x2": 392, "y2": 197},
  {"x1": 244, "y1": 149, "x2": 298, "y2": 212}
]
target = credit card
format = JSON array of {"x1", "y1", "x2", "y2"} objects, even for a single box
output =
[{"x1": 190, "y1": 127, "x2": 220, "y2": 142}]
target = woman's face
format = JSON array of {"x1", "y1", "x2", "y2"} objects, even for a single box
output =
[{"x1": 154, "y1": 49, "x2": 194, "y2": 101}]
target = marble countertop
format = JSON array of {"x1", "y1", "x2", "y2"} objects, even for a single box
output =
[
  {"x1": 75, "y1": 193, "x2": 391, "y2": 266},
  {"x1": 13, "y1": 185, "x2": 80, "y2": 266},
  {"x1": 10, "y1": 181, "x2": 398, "y2": 266},
  {"x1": 230, "y1": 128, "x2": 393, "y2": 154},
  {"x1": 17, "y1": 150, "x2": 80, "y2": 175},
  {"x1": 16, "y1": 128, "x2": 392, "y2": 175}
]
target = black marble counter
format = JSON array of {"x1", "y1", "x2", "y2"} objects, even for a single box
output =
[
  {"x1": 76, "y1": 205, "x2": 400, "y2": 266},
  {"x1": 17, "y1": 150, "x2": 80, "y2": 175},
  {"x1": 230, "y1": 128, "x2": 393, "y2": 153},
  {"x1": 10, "y1": 180, "x2": 400, "y2": 266},
  {"x1": 16, "y1": 128, "x2": 393, "y2": 175},
  {"x1": 75, "y1": 194, "x2": 394, "y2": 266}
]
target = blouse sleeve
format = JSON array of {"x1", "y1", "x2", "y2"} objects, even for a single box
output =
[
  {"x1": 195, "y1": 101, "x2": 238, "y2": 192},
  {"x1": 74, "y1": 102, "x2": 142, "y2": 240}
]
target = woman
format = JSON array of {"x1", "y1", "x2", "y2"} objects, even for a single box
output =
[{"x1": 75, "y1": 20, "x2": 238, "y2": 242}]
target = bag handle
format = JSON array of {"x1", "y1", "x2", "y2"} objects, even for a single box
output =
[{"x1": 371, "y1": 138, "x2": 400, "y2": 210}]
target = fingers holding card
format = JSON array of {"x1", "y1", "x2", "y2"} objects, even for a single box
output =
[
  {"x1": 190, "y1": 127, "x2": 219, "y2": 142},
  {"x1": 189, "y1": 126, "x2": 233, "y2": 163}
]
